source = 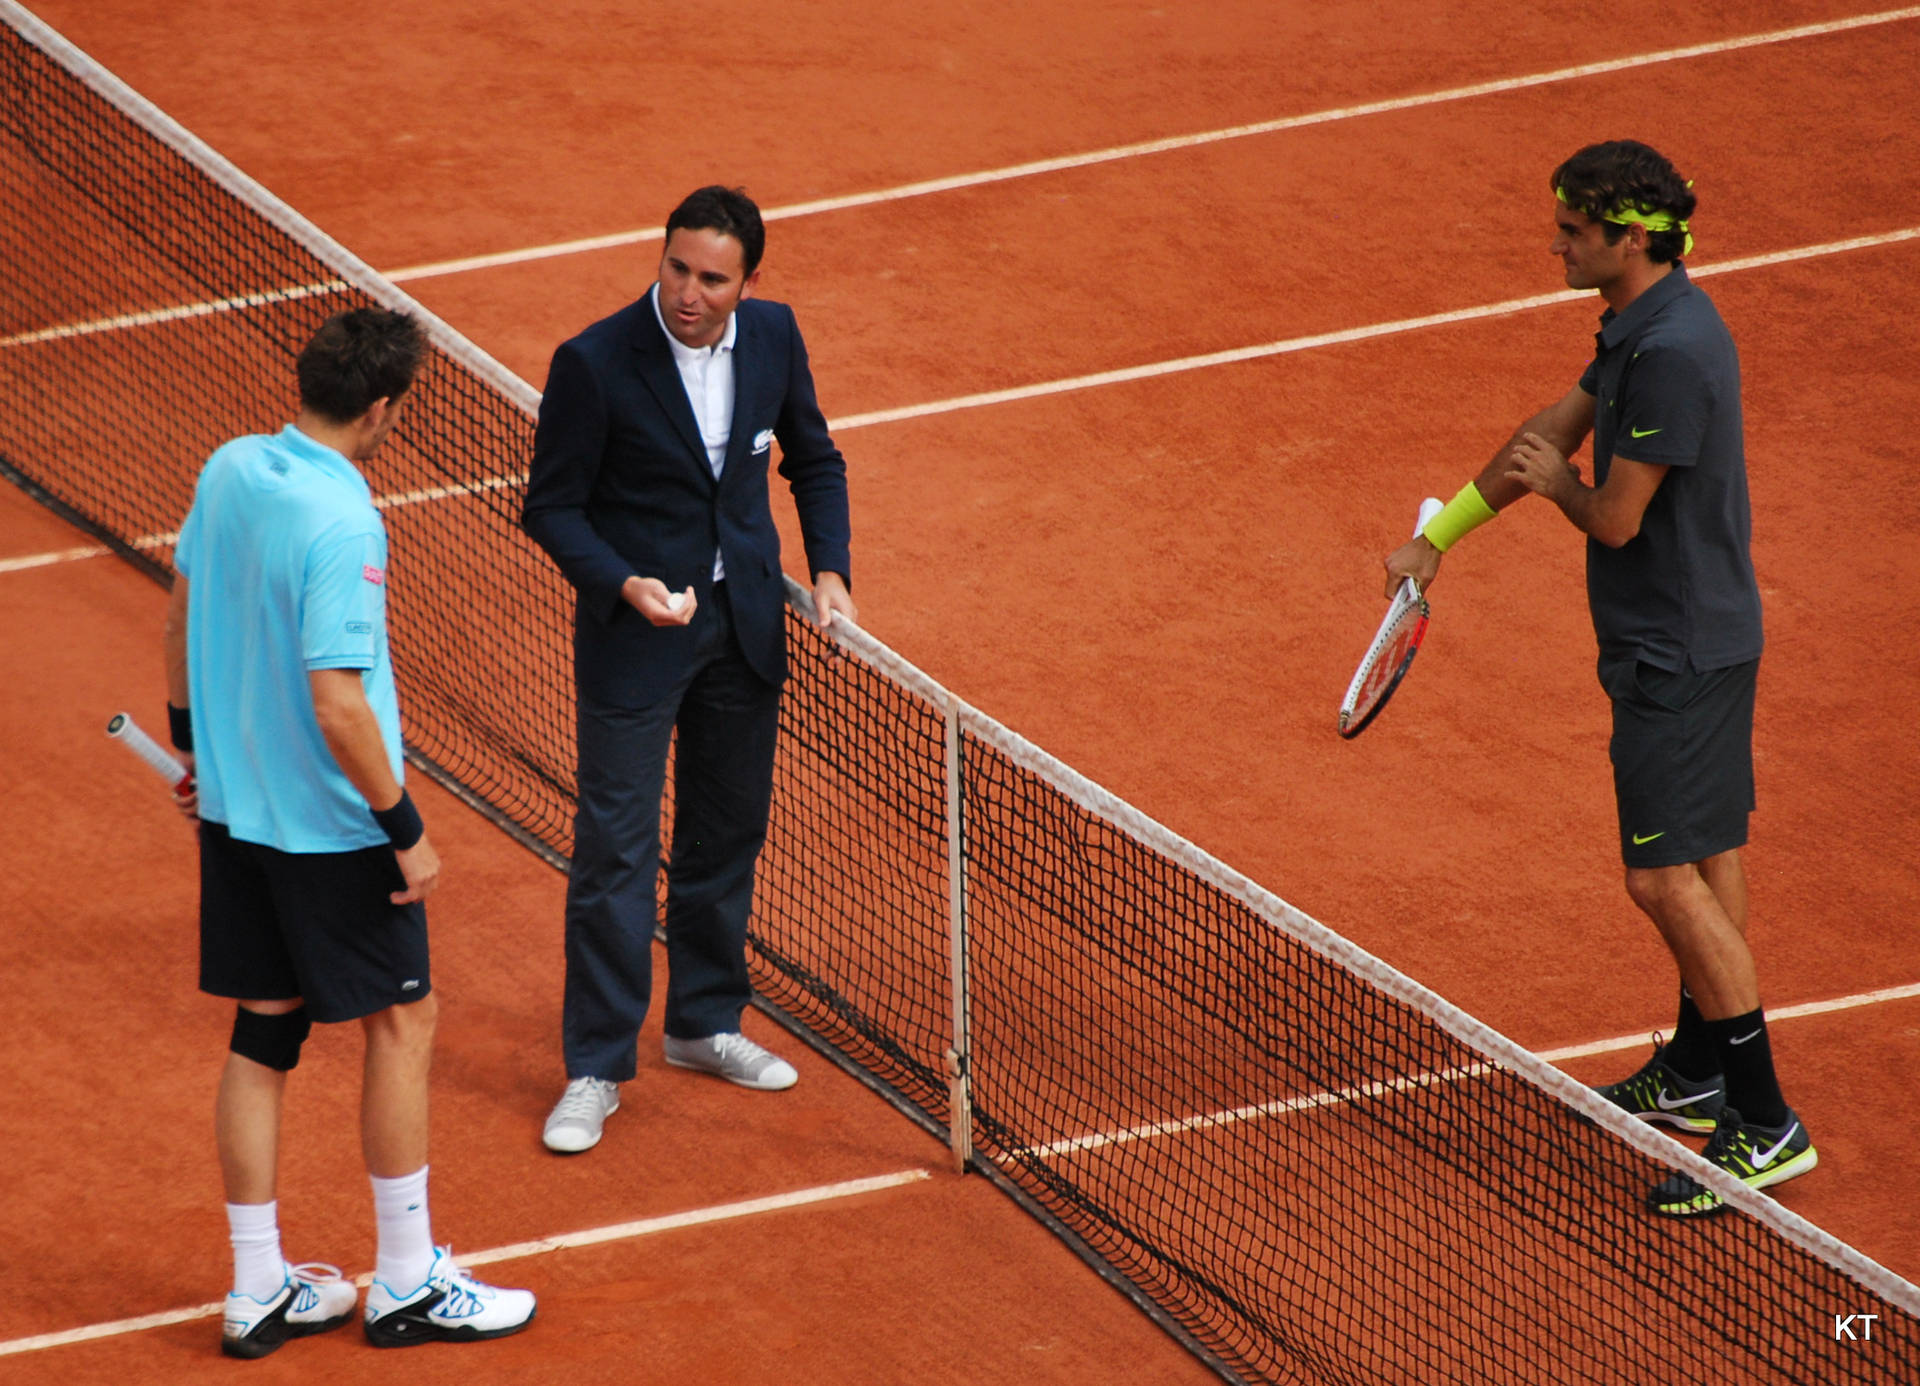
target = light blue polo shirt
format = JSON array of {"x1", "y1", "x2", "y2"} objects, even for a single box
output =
[{"x1": 173, "y1": 424, "x2": 404, "y2": 852}]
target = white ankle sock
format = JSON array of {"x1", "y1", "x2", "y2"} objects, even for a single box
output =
[
  {"x1": 225, "y1": 1201, "x2": 285, "y2": 1300},
  {"x1": 370, "y1": 1165, "x2": 434, "y2": 1292}
]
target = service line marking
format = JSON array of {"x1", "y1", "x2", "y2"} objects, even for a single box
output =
[
  {"x1": 1031, "y1": 980, "x2": 1920, "y2": 1159},
  {"x1": 4, "y1": 224, "x2": 1916, "y2": 579},
  {"x1": 0, "y1": 1168, "x2": 930, "y2": 1358}
]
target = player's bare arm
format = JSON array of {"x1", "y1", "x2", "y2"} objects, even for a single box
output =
[
  {"x1": 308, "y1": 667, "x2": 440, "y2": 903},
  {"x1": 1507, "y1": 447, "x2": 1666, "y2": 548},
  {"x1": 1383, "y1": 384, "x2": 1597, "y2": 596},
  {"x1": 162, "y1": 576, "x2": 198, "y2": 817}
]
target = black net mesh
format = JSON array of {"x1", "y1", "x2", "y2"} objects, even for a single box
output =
[{"x1": 3, "y1": 13, "x2": 1914, "y2": 1383}]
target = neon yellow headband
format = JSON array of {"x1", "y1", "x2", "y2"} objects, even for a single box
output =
[{"x1": 1556, "y1": 184, "x2": 1694, "y2": 257}]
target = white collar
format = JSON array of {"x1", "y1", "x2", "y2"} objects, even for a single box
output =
[{"x1": 649, "y1": 282, "x2": 737, "y2": 361}]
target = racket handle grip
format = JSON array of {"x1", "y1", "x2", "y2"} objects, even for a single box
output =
[{"x1": 107, "y1": 712, "x2": 191, "y2": 790}]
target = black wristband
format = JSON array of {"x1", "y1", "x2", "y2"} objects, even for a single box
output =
[
  {"x1": 371, "y1": 789, "x2": 424, "y2": 851},
  {"x1": 167, "y1": 702, "x2": 193, "y2": 752}
]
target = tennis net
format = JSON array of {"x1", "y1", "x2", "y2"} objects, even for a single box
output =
[{"x1": 4, "y1": 6, "x2": 1916, "y2": 1381}]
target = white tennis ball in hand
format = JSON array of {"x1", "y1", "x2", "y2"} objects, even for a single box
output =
[{"x1": 666, "y1": 590, "x2": 688, "y2": 612}]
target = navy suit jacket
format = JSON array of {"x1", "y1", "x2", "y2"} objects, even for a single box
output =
[{"x1": 523, "y1": 291, "x2": 851, "y2": 707}]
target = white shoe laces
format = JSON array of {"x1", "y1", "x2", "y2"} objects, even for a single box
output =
[
  {"x1": 711, "y1": 1032, "x2": 772, "y2": 1068},
  {"x1": 431, "y1": 1252, "x2": 493, "y2": 1314},
  {"x1": 551, "y1": 1077, "x2": 615, "y2": 1124}
]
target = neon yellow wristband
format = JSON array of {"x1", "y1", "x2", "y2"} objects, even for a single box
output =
[{"x1": 1422, "y1": 482, "x2": 1497, "y2": 553}]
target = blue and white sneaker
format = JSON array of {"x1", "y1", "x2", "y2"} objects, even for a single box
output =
[
  {"x1": 363, "y1": 1246, "x2": 536, "y2": 1347},
  {"x1": 221, "y1": 1261, "x2": 356, "y2": 1359}
]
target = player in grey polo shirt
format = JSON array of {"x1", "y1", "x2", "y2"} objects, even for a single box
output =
[{"x1": 1384, "y1": 140, "x2": 1814, "y2": 1216}]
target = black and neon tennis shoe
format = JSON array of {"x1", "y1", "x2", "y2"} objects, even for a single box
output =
[
  {"x1": 1648, "y1": 1106, "x2": 1818, "y2": 1217},
  {"x1": 1594, "y1": 1036, "x2": 1726, "y2": 1134}
]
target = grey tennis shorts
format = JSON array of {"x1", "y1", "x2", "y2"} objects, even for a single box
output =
[{"x1": 1597, "y1": 655, "x2": 1758, "y2": 869}]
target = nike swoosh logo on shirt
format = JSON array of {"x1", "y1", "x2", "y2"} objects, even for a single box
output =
[
  {"x1": 1750, "y1": 1122, "x2": 1801, "y2": 1170},
  {"x1": 1629, "y1": 426, "x2": 1662, "y2": 438}
]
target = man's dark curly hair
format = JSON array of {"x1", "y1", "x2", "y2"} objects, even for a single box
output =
[
  {"x1": 666, "y1": 185, "x2": 766, "y2": 276},
  {"x1": 296, "y1": 308, "x2": 425, "y2": 423},
  {"x1": 1552, "y1": 140, "x2": 1696, "y2": 264}
]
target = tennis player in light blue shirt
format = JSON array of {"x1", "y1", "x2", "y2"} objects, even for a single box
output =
[
  {"x1": 160, "y1": 308, "x2": 535, "y2": 1357},
  {"x1": 174, "y1": 423, "x2": 402, "y2": 852}
]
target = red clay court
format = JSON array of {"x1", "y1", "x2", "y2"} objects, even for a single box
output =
[{"x1": 3, "y1": 2, "x2": 1918, "y2": 1382}]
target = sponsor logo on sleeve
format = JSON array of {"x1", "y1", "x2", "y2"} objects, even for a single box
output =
[{"x1": 363, "y1": 564, "x2": 385, "y2": 585}]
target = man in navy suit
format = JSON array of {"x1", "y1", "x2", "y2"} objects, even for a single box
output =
[{"x1": 523, "y1": 186, "x2": 855, "y2": 1154}]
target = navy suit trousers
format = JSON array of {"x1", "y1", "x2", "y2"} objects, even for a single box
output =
[{"x1": 562, "y1": 590, "x2": 782, "y2": 1081}]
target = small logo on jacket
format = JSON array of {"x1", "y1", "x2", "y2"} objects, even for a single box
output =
[
  {"x1": 363, "y1": 564, "x2": 385, "y2": 585},
  {"x1": 751, "y1": 428, "x2": 775, "y2": 453}
]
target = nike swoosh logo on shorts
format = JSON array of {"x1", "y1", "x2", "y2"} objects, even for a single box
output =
[
  {"x1": 1657, "y1": 1086, "x2": 1720, "y2": 1111},
  {"x1": 1632, "y1": 831, "x2": 1665, "y2": 845},
  {"x1": 1751, "y1": 1122, "x2": 1801, "y2": 1169}
]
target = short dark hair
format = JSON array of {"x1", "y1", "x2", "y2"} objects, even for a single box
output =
[
  {"x1": 1551, "y1": 140, "x2": 1697, "y2": 263},
  {"x1": 665, "y1": 185, "x2": 766, "y2": 275},
  {"x1": 296, "y1": 308, "x2": 425, "y2": 423}
]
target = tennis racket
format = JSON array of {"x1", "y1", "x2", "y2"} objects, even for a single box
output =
[
  {"x1": 1337, "y1": 497, "x2": 1444, "y2": 739},
  {"x1": 106, "y1": 711, "x2": 192, "y2": 793}
]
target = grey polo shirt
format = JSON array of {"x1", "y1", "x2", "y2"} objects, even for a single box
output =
[{"x1": 1577, "y1": 264, "x2": 1762, "y2": 672}]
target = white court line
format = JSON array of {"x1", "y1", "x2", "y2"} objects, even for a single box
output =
[
  {"x1": 0, "y1": 541, "x2": 130, "y2": 574},
  {"x1": 0, "y1": 1168, "x2": 929, "y2": 1359},
  {"x1": 1538, "y1": 979, "x2": 1920, "y2": 1063},
  {"x1": 825, "y1": 225, "x2": 1920, "y2": 430},
  {"x1": 5, "y1": 224, "x2": 1916, "y2": 579},
  {"x1": 0, "y1": 280, "x2": 347, "y2": 349},
  {"x1": 1031, "y1": 980, "x2": 1920, "y2": 1160},
  {"x1": 379, "y1": 6, "x2": 1920, "y2": 284},
  {"x1": 3, "y1": 3, "x2": 1913, "y2": 345},
  {"x1": 0, "y1": 473, "x2": 523, "y2": 574}
]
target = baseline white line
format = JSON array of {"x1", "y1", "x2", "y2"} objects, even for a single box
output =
[
  {"x1": 7, "y1": 11, "x2": 1916, "y2": 347},
  {"x1": 0, "y1": 1168, "x2": 930, "y2": 1358},
  {"x1": 1028, "y1": 980, "x2": 1920, "y2": 1160},
  {"x1": 380, "y1": 6, "x2": 1920, "y2": 284},
  {"x1": 5, "y1": 226, "x2": 1916, "y2": 579}
]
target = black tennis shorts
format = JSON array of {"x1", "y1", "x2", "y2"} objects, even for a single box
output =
[
  {"x1": 1597, "y1": 655, "x2": 1758, "y2": 869},
  {"x1": 198, "y1": 820, "x2": 431, "y2": 1023}
]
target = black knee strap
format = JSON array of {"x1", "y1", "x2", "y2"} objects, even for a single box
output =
[{"x1": 231, "y1": 1005, "x2": 311, "y2": 1071}]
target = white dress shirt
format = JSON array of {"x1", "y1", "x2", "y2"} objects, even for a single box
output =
[{"x1": 650, "y1": 282, "x2": 735, "y2": 581}]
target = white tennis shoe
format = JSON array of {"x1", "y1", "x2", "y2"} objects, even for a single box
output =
[
  {"x1": 363, "y1": 1246, "x2": 536, "y2": 1346},
  {"x1": 542, "y1": 1076, "x2": 620, "y2": 1153},
  {"x1": 221, "y1": 1261, "x2": 356, "y2": 1359},
  {"x1": 663, "y1": 1031, "x2": 798, "y2": 1090}
]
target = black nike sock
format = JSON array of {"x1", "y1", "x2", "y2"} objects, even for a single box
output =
[
  {"x1": 1707, "y1": 1007, "x2": 1790, "y2": 1128},
  {"x1": 1661, "y1": 985, "x2": 1718, "y2": 1081}
]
